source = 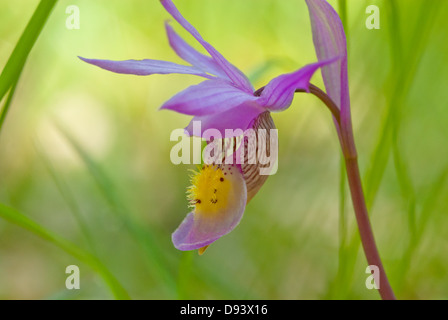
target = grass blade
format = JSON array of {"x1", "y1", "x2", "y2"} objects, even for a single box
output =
[
  {"x1": 54, "y1": 122, "x2": 178, "y2": 297},
  {"x1": 364, "y1": 0, "x2": 439, "y2": 209},
  {"x1": 395, "y1": 165, "x2": 448, "y2": 293},
  {"x1": 0, "y1": 81, "x2": 18, "y2": 129},
  {"x1": 0, "y1": 0, "x2": 57, "y2": 131},
  {"x1": 35, "y1": 142, "x2": 97, "y2": 253},
  {"x1": 338, "y1": 0, "x2": 441, "y2": 298},
  {"x1": 176, "y1": 251, "x2": 194, "y2": 299},
  {"x1": 0, "y1": 202, "x2": 130, "y2": 299}
]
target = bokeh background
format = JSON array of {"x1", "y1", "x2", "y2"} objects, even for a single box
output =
[{"x1": 0, "y1": 0, "x2": 447, "y2": 299}]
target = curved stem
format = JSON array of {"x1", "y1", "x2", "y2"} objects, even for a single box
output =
[
  {"x1": 296, "y1": 84, "x2": 341, "y2": 124},
  {"x1": 301, "y1": 84, "x2": 396, "y2": 300},
  {"x1": 254, "y1": 84, "x2": 341, "y2": 123}
]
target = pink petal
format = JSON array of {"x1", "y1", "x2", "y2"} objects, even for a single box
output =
[
  {"x1": 184, "y1": 101, "x2": 265, "y2": 138},
  {"x1": 160, "y1": 0, "x2": 253, "y2": 93},
  {"x1": 160, "y1": 79, "x2": 257, "y2": 116},
  {"x1": 79, "y1": 57, "x2": 212, "y2": 78},
  {"x1": 305, "y1": 0, "x2": 350, "y2": 118},
  {"x1": 259, "y1": 57, "x2": 340, "y2": 111},
  {"x1": 165, "y1": 22, "x2": 229, "y2": 79}
]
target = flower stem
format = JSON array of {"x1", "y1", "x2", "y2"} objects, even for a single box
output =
[
  {"x1": 344, "y1": 157, "x2": 396, "y2": 300},
  {"x1": 298, "y1": 84, "x2": 396, "y2": 300},
  {"x1": 256, "y1": 83, "x2": 396, "y2": 299}
]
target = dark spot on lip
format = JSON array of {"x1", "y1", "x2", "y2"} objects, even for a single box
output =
[
  {"x1": 195, "y1": 199, "x2": 201, "y2": 204},
  {"x1": 220, "y1": 177, "x2": 224, "y2": 182},
  {"x1": 214, "y1": 189, "x2": 217, "y2": 193},
  {"x1": 210, "y1": 199, "x2": 218, "y2": 204}
]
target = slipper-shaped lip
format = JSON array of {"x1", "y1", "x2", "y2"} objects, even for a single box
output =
[{"x1": 172, "y1": 165, "x2": 247, "y2": 251}]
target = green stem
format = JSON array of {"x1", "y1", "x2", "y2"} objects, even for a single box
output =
[{"x1": 338, "y1": 0, "x2": 348, "y2": 43}]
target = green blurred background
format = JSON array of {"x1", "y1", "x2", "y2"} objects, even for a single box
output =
[{"x1": 0, "y1": 0, "x2": 447, "y2": 299}]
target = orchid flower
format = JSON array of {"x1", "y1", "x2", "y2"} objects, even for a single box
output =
[
  {"x1": 80, "y1": 0, "x2": 396, "y2": 299},
  {"x1": 81, "y1": 0, "x2": 339, "y2": 254}
]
